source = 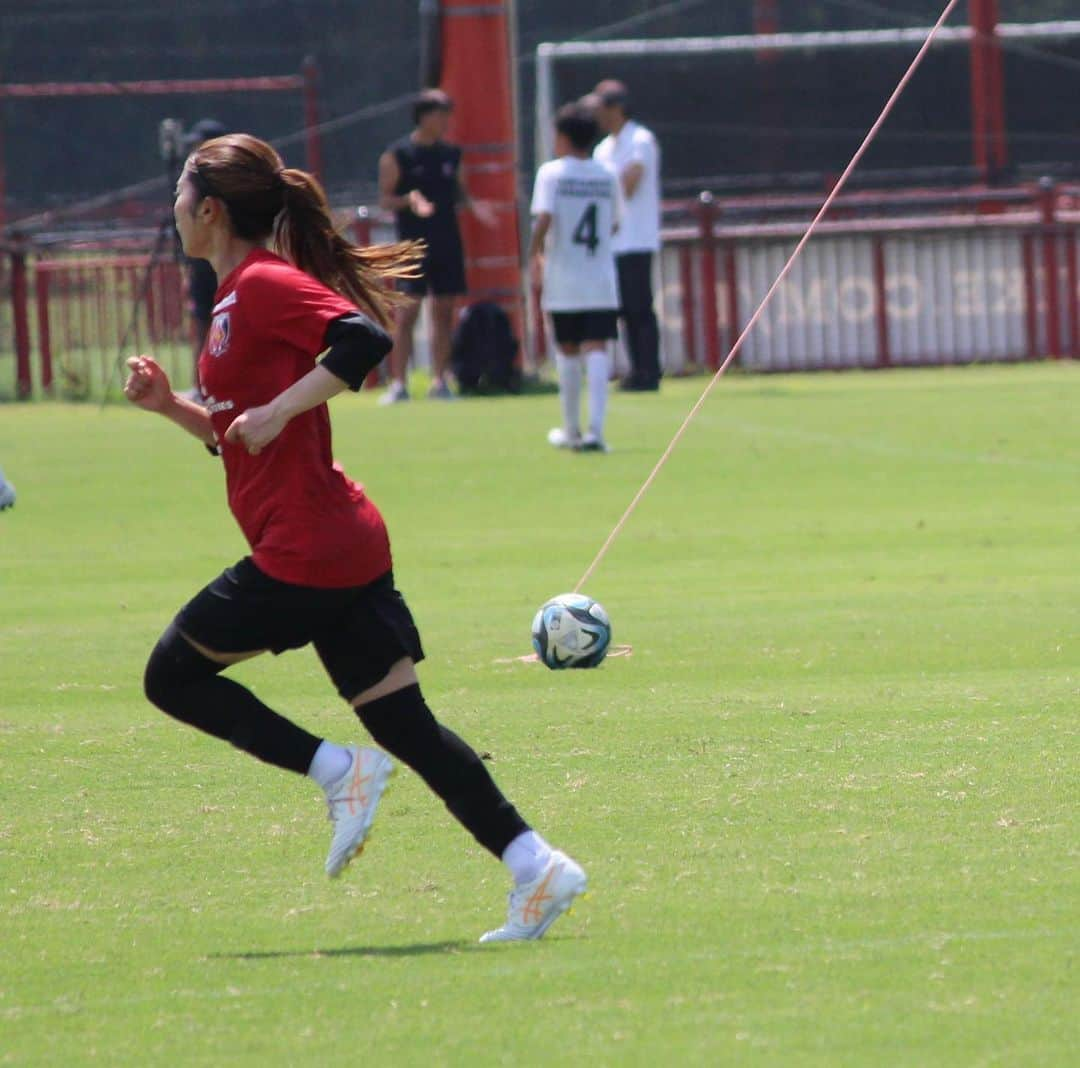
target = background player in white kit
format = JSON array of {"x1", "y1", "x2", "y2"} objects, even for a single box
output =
[{"x1": 529, "y1": 102, "x2": 621, "y2": 453}]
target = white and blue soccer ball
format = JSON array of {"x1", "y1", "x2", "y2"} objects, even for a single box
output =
[{"x1": 531, "y1": 593, "x2": 612, "y2": 670}]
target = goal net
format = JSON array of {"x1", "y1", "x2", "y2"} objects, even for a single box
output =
[{"x1": 533, "y1": 20, "x2": 1080, "y2": 193}]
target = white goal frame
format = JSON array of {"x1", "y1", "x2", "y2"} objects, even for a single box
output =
[{"x1": 534, "y1": 19, "x2": 1080, "y2": 165}]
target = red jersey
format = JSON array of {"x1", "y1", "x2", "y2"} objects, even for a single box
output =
[{"x1": 197, "y1": 249, "x2": 392, "y2": 588}]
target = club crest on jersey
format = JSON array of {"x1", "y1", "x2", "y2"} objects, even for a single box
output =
[{"x1": 207, "y1": 312, "x2": 231, "y2": 357}]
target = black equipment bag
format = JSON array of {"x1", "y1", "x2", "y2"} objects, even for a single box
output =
[{"x1": 450, "y1": 301, "x2": 521, "y2": 394}]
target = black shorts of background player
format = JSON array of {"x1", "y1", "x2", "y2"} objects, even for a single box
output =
[{"x1": 377, "y1": 90, "x2": 496, "y2": 403}]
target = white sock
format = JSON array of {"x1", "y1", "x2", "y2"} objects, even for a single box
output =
[
  {"x1": 502, "y1": 830, "x2": 554, "y2": 885},
  {"x1": 585, "y1": 348, "x2": 609, "y2": 441},
  {"x1": 555, "y1": 352, "x2": 582, "y2": 440},
  {"x1": 307, "y1": 740, "x2": 353, "y2": 789}
]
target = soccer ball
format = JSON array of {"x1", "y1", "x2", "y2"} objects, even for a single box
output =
[{"x1": 531, "y1": 593, "x2": 612, "y2": 670}]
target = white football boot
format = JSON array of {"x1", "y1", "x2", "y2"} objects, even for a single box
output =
[
  {"x1": 323, "y1": 745, "x2": 394, "y2": 878},
  {"x1": 479, "y1": 850, "x2": 587, "y2": 943},
  {"x1": 378, "y1": 381, "x2": 410, "y2": 406}
]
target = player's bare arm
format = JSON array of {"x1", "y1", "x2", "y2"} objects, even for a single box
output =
[
  {"x1": 224, "y1": 365, "x2": 348, "y2": 456},
  {"x1": 621, "y1": 160, "x2": 645, "y2": 200},
  {"x1": 458, "y1": 162, "x2": 498, "y2": 228},
  {"x1": 123, "y1": 355, "x2": 216, "y2": 447},
  {"x1": 379, "y1": 151, "x2": 434, "y2": 217},
  {"x1": 528, "y1": 212, "x2": 552, "y2": 286}
]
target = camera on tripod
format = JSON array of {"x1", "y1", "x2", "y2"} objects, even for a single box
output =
[
  {"x1": 158, "y1": 118, "x2": 187, "y2": 183},
  {"x1": 158, "y1": 117, "x2": 228, "y2": 186}
]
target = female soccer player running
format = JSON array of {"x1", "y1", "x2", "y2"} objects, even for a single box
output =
[{"x1": 123, "y1": 133, "x2": 585, "y2": 943}]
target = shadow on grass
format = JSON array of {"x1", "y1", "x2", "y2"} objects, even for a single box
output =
[{"x1": 209, "y1": 939, "x2": 479, "y2": 961}]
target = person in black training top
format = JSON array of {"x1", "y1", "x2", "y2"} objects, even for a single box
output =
[{"x1": 377, "y1": 89, "x2": 495, "y2": 403}]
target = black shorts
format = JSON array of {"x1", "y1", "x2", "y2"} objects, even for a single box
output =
[
  {"x1": 551, "y1": 310, "x2": 619, "y2": 346},
  {"x1": 174, "y1": 558, "x2": 425, "y2": 702},
  {"x1": 400, "y1": 236, "x2": 467, "y2": 298}
]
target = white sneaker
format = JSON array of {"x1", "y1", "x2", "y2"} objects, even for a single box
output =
[
  {"x1": 576, "y1": 434, "x2": 609, "y2": 453},
  {"x1": 378, "y1": 382, "x2": 410, "y2": 406},
  {"x1": 0, "y1": 474, "x2": 15, "y2": 512},
  {"x1": 479, "y1": 850, "x2": 587, "y2": 943},
  {"x1": 323, "y1": 746, "x2": 394, "y2": 878},
  {"x1": 547, "y1": 427, "x2": 581, "y2": 450}
]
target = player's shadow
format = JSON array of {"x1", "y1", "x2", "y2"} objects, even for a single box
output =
[{"x1": 209, "y1": 939, "x2": 477, "y2": 961}]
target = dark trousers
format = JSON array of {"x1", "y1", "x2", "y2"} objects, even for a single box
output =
[{"x1": 616, "y1": 252, "x2": 662, "y2": 387}]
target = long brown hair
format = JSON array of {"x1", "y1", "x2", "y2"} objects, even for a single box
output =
[{"x1": 188, "y1": 133, "x2": 420, "y2": 328}]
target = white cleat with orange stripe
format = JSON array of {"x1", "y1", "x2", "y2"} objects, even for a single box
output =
[
  {"x1": 479, "y1": 851, "x2": 587, "y2": 943},
  {"x1": 323, "y1": 745, "x2": 394, "y2": 878}
]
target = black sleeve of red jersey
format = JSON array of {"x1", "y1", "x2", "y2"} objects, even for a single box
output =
[{"x1": 319, "y1": 313, "x2": 393, "y2": 391}]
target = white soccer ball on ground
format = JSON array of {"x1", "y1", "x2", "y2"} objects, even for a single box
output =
[{"x1": 531, "y1": 593, "x2": 612, "y2": 670}]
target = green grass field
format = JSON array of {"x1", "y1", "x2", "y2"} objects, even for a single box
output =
[{"x1": 1, "y1": 364, "x2": 1077, "y2": 1066}]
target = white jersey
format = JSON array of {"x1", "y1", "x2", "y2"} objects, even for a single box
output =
[
  {"x1": 530, "y1": 155, "x2": 620, "y2": 312},
  {"x1": 594, "y1": 120, "x2": 661, "y2": 254}
]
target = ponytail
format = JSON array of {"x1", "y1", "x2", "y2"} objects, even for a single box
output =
[
  {"x1": 191, "y1": 134, "x2": 422, "y2": 329},
  {"x1": 277, "y1": 168, "x2": 421, "y2": 329}
]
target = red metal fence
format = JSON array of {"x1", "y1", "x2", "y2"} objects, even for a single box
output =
[
  {"x1": 5, "y1": 182, "x2": 1079, "y2": 400},
  {"x1": 656, "y1": 182, "x2": 1080, "y2": 373},
  {"x1": 1, "y1": 240, "x2": 191, "y2": 400}
]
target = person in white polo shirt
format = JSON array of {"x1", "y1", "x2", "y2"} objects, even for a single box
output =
[{"x1": 592, "y1": 80, "x2": 662, "y2": 392}]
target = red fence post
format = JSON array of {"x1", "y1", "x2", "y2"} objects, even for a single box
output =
[
  {"x1": 10, "y1": 243, "x2": 32, "y2": 398},
  {"x1": 35, "y1": 263, "x2": 53, "y2": 393},
  {"x1": 302, "y1": 57, "x2": 324, "y2": 182},
  {"x1": 697, "y1": 192, "x2": 721, "y2": 369},
  {"x1": 1021, "y1": 233, "x2": 1039, "y2": 360},
  {"x1": 1065, "y1": 216, "x2": 1079, "y2": 359},
  {"x1": 970, "y1": 0, "x2": 1008, "y2": 183},
  {"x1": 678, "y1": 244, "x2": 697, "y2": 370},
  {"x1": 724, "y1": 243, "x2": 740, "y2": 365},
  {"x1": 873, "y1": 237, "x2": 891, "y2": 367},
  {"x1": 1039, "y1": 178, "x2": 1062, "y2": 359}
]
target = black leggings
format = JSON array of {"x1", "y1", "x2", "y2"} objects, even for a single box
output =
[{"x1": 142, "y1": 625, "x2": 528, "y2": 857}]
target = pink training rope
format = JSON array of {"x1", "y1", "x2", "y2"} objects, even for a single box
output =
[{"x1": 574, "y1": 0, "x2": 962, "y2": 595}]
